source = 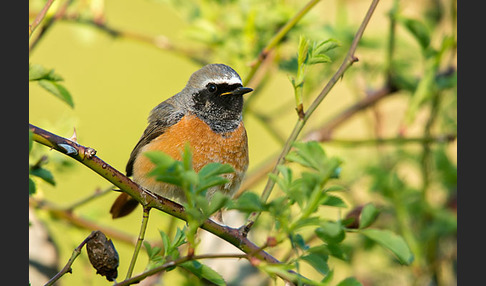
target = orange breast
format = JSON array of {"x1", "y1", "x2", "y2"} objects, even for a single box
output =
[{"x1": 132, "y1": 114, "x2": 248, "y2": 201}]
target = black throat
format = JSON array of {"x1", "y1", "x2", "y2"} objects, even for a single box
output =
[{"x1": 191, "y1": 83, "x2": 244, "y2": 134}]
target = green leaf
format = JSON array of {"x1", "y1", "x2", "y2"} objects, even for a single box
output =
[
  {"x1": 321, "y1": 195, "x2": 347, "y2": 208},
  {"x1": 145, "y1": 151, "x2": 175, "y2": 167},
  {"x1": 143, "y1": 241, "x2": 161, "y2": 259},
  {"x1": 359, "y1": 204, "x2": 380, "y2": 229},
  {"x1": 30, "y1": 167, "x2": 55, "y2": 186},
  {"x1": 29, "y1": 64, "x2": 49, "y2": 81},
  {"x1": 290, "y1": 233, "x2": 308, "y2": 251},
  {"x1": 180, "y1": 260, "x2": 226, "y2": 286},
  {"x1": 182, "y1": 144, "x2": 193, "y2": 171},
  {"x1": 315, "y1": 221, "x2": 345, "y2": 244},
  {"x1": 300, "y1": 253, "x2": 329, "y2": 275},
  {"x1": 307, "y1": 54, "x2": 331, "y2": 65},
  {"x1": 324, "y1": 185, "x2": 347, "y2": 192},
  {"x1": 361, "y1": 229, "x2": 414, "y2": 265},
  {"x1": 29, "y1": 177, "x2": 36, "y2": 195},
  {"x1": 198, "y1": 163, "x2": 234, "y2": 178},
  {"x1": 286, "y1": 141, "x2": 327, "y2": 171},
  {"x1": 197, "y1": 170, "x2": 231, "y2": 193},
  {"x1": 144, "y1": 241, "x2": 165, "y2": 271},
  {"x1": 159, "y1": 231, "x2": 171, "y2": 256},
  {"x1": 170, "y1": 227, "x2": 187, "y2": 250},
  {"x1": 202, "y1": 191, "x2": 230, "y2": 217},
  {"x1": 38, "y1": 79, "x2": 74, "y2": 108},
  {"x1": 297, "y1": 36, "x2": 309, "y2": 67},
  {"x1": 336, "y1": 277, "x2": 363, "y2": 286},
  {"x1": 397, "y1": 17, "x2": 431, "y2": 50},
  {"x1": 29, "y1": 63, "x2": 64, "y2": 81},
  {"x1": 29, "y1": 130, "x2": 33, "y2": 154},
  {"x1": 227, "y1": 192, "x2": 265, "y2": 213}
]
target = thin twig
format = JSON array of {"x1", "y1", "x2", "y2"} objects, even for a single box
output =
[
  {"x1": 29, "y1": 0, "x2": 56, "y2": 39},
  {"x1": 115, "y1": 253, "x2": 248, "y2": 286},
  {"x1": 64, "y1": 186, "x2": 113, "y2": 212},
  {"x1": 242, "y1": 0, "x2": 381, "y2": 235},
  {"x1": 44, "y1": 231, "x2": 96, "y2": 286},
  {"x1": 325, "y1": 134, "x2": 457, "y2": 147}
]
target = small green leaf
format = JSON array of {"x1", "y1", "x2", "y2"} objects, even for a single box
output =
[
  {"x1": 336, "y1": 277, "x2": 363, "y2": 286},
  {"x1": 307, "y1": 54, "x2": 331, "y2": 64},
  {"x1": 159, "y1": 231, "x2": 171, "y2": 256},
  {"x1": 315, "y1": 221, "x2": 345, "y2": 244},
  {"x1": 397, "y1": 17, "x2": 431, "y2": 50},
  {"x1": 143, "y1": 241, "x2": 161, "y2": 259},
  {"x1": 29, "y1": 177, "x2": 36, "y2": 195},
  {"x1": 359, "y1": 204, "x2": 380, "y2": 229},
  {"x1": 145, "y1": 151, "x2": 175, "y2": 167},
  {"x1": 198, "y1": 163, "x2": 234, "y2": 178},
  {"x1": 29, "y1": 130, "x2": 33, "y2": 154},
  {"x1": 38, "y1": 79, "x2": 74, "y2": 108},
  {"x1": 170, "y1": 227, "x2": 187, "y2": 250},
  {"x1": 205, "y1": 192, "x2": 230, "y2": 216},
  {"x1": 321, "y1": 195, "x2": 347, "y2": 208},
  {"x1": 180, "y1": 261, "x2": 226, "y2": 286},
  {"x1": 29, "y1": 64, "x2": 50, "y2": 81},
  {"x1": 361, "y1": 229, "x2": 414, "y2": 265},
  {"x1": 227, "y1": 192, "x2": 265, "y2": 213},
  {"x1": 30, "y1": 167, "x2": 55, "y2": 186},
  {"x1": 290, "y1": 233, "x2": 308, "y2": 251},
  {"x1": 297, "y1": 36, "x2": 309, "y2": 67},
  {"x1": 324, "y1": 185, "x2": 347, "y2": 192},
  {"x1": 182, "y1": 144, "x2": 193, "y2": 171},
  {"x1": 300, "y1": 253, "x2": 329, "y2": 275}
]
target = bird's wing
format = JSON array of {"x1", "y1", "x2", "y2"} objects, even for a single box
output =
[{"x1": 125, "y1": 100, "x2": 185, "y2": 176}]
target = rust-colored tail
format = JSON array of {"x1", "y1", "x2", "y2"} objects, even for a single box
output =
[{"x1": 110, "y1": 193, "x2": 139, "y2": 219}]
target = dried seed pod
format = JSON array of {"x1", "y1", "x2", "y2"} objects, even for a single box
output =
[{"x1": 86, "y1": 230, "x2": 119, "y2": 281}]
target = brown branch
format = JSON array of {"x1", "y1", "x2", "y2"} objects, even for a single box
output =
[
  {"x1": 304, "y1": 84, "x2": 396, "y2": 142},
  {"x1": 29, "y1": 197, "x2": 137, "y2": 246}
]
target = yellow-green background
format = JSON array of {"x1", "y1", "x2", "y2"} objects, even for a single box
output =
[{"x1": 29, "y1": 0, "x2": 456, "y2": 285}]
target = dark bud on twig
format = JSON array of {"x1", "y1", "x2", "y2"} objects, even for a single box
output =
[
  {"x1": 344, "y1": 205, "x2": 364, "y2": 229},
  {"x1": 86, "y1": 230, "x2": 119, "y2": 281}
]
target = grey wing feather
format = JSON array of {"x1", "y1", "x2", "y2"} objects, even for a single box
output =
[{"x1": 125, "y1": 99, "x2": 185, "y2": 176}]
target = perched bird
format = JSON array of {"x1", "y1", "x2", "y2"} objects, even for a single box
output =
[{"x1": 110, "y1": 64, "x2": 252, "y2": 219}]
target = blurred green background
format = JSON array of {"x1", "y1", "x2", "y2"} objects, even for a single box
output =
[{"x1": 29, "y1": 0, "x2": 457, "y2": 285}]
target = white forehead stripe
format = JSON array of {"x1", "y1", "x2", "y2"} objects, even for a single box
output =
[{"x1": 201, "y1": 75, "x2": 242, "y2": 87}]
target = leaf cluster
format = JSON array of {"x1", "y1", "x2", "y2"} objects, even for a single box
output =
[
  {"x1": 144, "y1": 146, "x2": 234, "y2": 245},
  {"x1": 29, "y1": 63, "x2": 74, "y2": 108}
]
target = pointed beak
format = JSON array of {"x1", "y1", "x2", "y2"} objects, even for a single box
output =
[{"x1": 221, "y1": 87, "x2": 253, "y2": 96}]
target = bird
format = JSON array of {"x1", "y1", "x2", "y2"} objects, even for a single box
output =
[{"x1": 110, "y1": 64, "x2": 252, "y2": 219}]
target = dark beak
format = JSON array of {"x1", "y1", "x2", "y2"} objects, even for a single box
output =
[{"x1": 221, "y1": 87, "x2": 253, "y2": 96}]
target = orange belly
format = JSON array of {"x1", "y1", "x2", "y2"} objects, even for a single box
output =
[{"x1": 132, "y1": 114, "x2": 248, "y2": 202}]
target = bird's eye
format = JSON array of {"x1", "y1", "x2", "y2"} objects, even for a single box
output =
[{"x1": 207, "y1": 83, "x2": 217, "y2": 93}]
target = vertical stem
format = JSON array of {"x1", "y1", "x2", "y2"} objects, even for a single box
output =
[{"x1": 126, "y1": 206, "x2": 151, "y2": 279}]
